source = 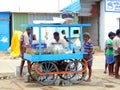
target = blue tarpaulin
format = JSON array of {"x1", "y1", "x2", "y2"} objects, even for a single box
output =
[{"x1": 61, "y1": 0, "x2": 81, "y2": 12}]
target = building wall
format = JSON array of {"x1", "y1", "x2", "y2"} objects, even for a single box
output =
[
  {"x1": 99, "y1": 0, "x2": 105, "y2": 50},
  {"x1": 0, "y1": 12, "x2": 11, "y2": 51},
  {"x1": 99, "y1": 0, "x2": 120, "y2": 50},
  {"x1": 104, "y1": 13, "x2": 120, "y2": 40},
  {"x1": 28, "y1": 13, "x2": 60, "y2": 23},
  {"x1": 13, "y1": 13, "x2": 28, "y2": 32},
  {"x1": 28, "y1": 13, "x2": 60, "y2": 41},
  {"x1": 79, "y1": 16, "x2": 99, "y2": 46},
  {"x1": 13, "y1": 13, "x2": 60, "y2": 32},
  {"x1": 78, "y1": 0, "x2": 100, "y2": 46}
]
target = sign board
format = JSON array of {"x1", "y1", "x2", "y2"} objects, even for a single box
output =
[{"x1": 105, "y1": 0, "x2": 120, "y2": 12}]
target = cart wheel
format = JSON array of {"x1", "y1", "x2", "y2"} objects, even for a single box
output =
[
  {"x1": 65, "y1": 59, "x2": 87, "y2": 84},
  {"x1": 58, "y1": 60, "x2": 75, "y2": 80},
  {"x1": 28, "y1": 62, "x2": 38, "y2": 81},
  {"x1": 35, "y1": 62, "x2": 58, "y2": 85}
]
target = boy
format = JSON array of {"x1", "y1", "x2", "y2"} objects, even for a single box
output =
[
  {"x1": 106, "y1": 32, "x2": 115, "y2": 76},
  {"x1": 83, "y1": 32, "x2": 94, "y2": 81}
]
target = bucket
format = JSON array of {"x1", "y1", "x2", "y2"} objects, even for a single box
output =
[{"x1": 15, "y1": 66, "x2": 28, "y2": 77}]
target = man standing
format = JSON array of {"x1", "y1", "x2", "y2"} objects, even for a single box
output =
[
  {"x1": 20, "y1": 27, "x2": 31, "y2": 77},
  {"x1": 113, "y1": 29, "x2": 120, "y2": 79}
]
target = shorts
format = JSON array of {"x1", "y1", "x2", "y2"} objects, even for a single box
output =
[
  {"x1": 106, "y1": 55, "x2": 115, "y2": 64},
  {"x1": 83, "y1": 54, "x2": 93, "y2": 67},
  {"x1": 114, "y1": 55, "x2": 120, "y2": 62}
]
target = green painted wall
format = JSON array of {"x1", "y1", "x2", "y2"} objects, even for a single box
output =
[{"x1": 14, "y1": 13, "x2": 28, "y2": 32}]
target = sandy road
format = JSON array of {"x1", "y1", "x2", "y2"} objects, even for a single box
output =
[{"x1": 0, "y1": 52, "x2": 120, "y2": 90}]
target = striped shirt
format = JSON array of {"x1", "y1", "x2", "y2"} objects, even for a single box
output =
[
  {"x1": 83, "y1": 39, "x2": 94, "y2": 61},
  {"x1": 84, "y1": 39, "x2": 94, "y2": 54}
]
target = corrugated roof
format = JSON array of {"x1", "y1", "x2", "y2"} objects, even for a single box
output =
[{"x1": 61, "y1": 0, "x2": 81, "y2": 13}]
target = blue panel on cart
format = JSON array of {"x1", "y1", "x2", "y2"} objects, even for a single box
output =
[
  {"x1": 24, "y1": 53, "x2": 84, "y2": 62},
  {"x1": 31, "y1": 44, "x2": 39, "y2": 49},
  {"x1": 32, "y1": 43, "x2": 47, "y2": 49},
  {"x1": 24, "y1": 53, "x2": 32, "y2": 61},
  {"x1": 21, "y1": 24, "x2": 91, "y2": 28}
]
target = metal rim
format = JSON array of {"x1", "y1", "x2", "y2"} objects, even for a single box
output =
[
  {"x1": 65, "y1": 59, "x2": 87, "y2": 84},
  {"x1": 58, "y1": 60, "x2": 75, "y2": 80},
  {"x1": 34, "y1": 62, "x2": 59, "y2": 85},
  {"x1": 28, "y1": 62, "x2": 38, "y2": 81}
]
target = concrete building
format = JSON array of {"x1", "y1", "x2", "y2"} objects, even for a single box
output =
[
  {"x1": 0, "y1": 0, "x2": 120, "y2": 51},
  {"x1": 99, "y1": 0, "x2": 120, "y2": 50}
]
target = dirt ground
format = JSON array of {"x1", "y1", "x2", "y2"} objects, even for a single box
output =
[
  {"x1": 0, "y1": 69, "x2": 120, "y2": 90},
  {"x1": 0, "y1": 51, "x2": 120, "y2": 90}
]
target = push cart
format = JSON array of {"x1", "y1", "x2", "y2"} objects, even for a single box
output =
[{"x1": 23, "y1": 23, "x2": 91, "y2": 85}]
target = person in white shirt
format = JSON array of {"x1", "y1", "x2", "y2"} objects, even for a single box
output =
[
  {"x1": 51, "y1": 32, "x2": 67, "y2": 48},
  {"x1": 113, "y1": 29, "x2": 120, "y2": 79},
  {"x1": 20, "y1": 27, "x2": 31, "y2": 77},
  {"x1": 51, "y1": 32, "x2": 68, "y2": 70}
]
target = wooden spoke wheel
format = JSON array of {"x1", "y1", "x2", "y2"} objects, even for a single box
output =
[{"x1": 34, "y1": 62, "x2": 59, "y2": 85}]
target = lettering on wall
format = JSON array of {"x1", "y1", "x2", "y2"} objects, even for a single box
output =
[{"x1": 105, "y1": 0, "x2": 120, "y2": 12}]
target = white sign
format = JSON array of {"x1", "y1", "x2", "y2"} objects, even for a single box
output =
[{"x1": 105, "y1": 0, "x2": 120, "y2": 12}]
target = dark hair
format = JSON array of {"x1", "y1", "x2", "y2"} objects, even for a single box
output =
[
  {"x1": 83, "y1": 32, "x2": 90, "y2": 39},
  {"x1": 26, "y1": 27, "x2": 31, "y2": 30},
  {"x1": 108, "y1": 32, "x2": 115, "y2": 37},
  {"x1": 61, "y1": 30, "x2": 65, "y2": 34},
  {"x1": 53, "y1": 32, "x2": 59, "y2": 36},
  {"x1": 116, "y1": 29, "x2": 120, "y2": 35}
]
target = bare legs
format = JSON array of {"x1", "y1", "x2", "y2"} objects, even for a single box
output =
[
  {"x1": 87, "y1": 66, "x2": 92, "y2": 81},
  {"x1": 104, "y1": 63, "x2": 108, "y2": 73},
  {"x1": 115, "y1": 61, "x2": 120, "y2": 79},
  {"x1": 86, "y1": 60, "x2": 92, "y2": 82},
  {"x1": 20, "y1": 58, "x2": 31, "y2": 77},
  {"x1": 108, "y1": 63, "x2": 114, "y2": 76},
  {"x1": 20, "y1": 59, "x2": 25, "y2": 77}
]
